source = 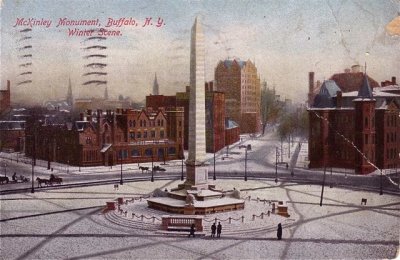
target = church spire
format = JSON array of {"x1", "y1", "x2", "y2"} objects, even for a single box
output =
[
  {"x1": 357, "y1": 73, "x2": 373, "y2": 98},
  {"x1": 104, "y1": 86, "x2": 109, "y2": 100},
  {"x1": 66, "y1": 77, "x2": 73, "y2": 105},
  {"x1": 153, "y1": 73, "x2": 159, "y2": 95}
]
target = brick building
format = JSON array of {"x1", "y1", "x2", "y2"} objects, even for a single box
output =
[
  {"x1": 25, "y1": 108, "x2": 184, "y2": 167},
  {"x1": 0, "y1": 121, "x2": 25, "y2": 152},
  {"x1": 214, "y1": 59, "x2": 261, "y2": 133},
  {"x1": 0, "y1": 80, "x2": 11, "y2": 116},
  {"x1": 146, "y1": 82, "x2": 238, "y2": 153},
  {"x1": 308, "y1": 74, "x2": 400, "y2": 174},
  {"x1": 308, "y1": 65, "x2": 381, "y2": 106}
]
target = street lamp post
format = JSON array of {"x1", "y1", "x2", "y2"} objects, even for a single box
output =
[
  {"x1": 213, "y1": 151, "x2": 216, "y2": 180},
  {"x1": 120, "y1": 151, "x2": 123, "y2": 185},
  {"x1": 320, "y1": 166, "x2": 327, "y2": 206},
  {"x1": 244, "y1": 148, "x2": 248, "y2": 181},
  {"x1": 181, "y1": 157, "x2": 184, "y2": 181},
  {"x1": 151, "y1": 154, "x2": 154, "y2": 182},
  {"x1": 380, "y1": 169, "x2": 383, "y2": 195},
  {"x1": 31, "y1": 157, "x2": 34, "y2": 193},
  {"x1": 275, "y1": 147, "x2": 278, "y2": 183}
]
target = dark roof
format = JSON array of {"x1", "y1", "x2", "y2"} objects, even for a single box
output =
[
  {"x1": 357, "y1": 74, "x2": 374, "y2": 98},
  {"x1": 312, "y1": 80, "x2": 339, "y2": 108},
  {"x1": 319, "y1": 80, "x2": 341, "y2": 97},
  {"x1": 330, "y1": 72, "x2": 379, "y2": 92},
  {"x1": 313, "y1": 94, "x2": 335, "y2": 108},
  {"x1": 223, "y1": 59, "x2": 246, "y2": 69}
]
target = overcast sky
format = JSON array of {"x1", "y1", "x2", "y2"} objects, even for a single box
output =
[{"x1": 1, "y1": 0, "x2": 399, "y2": 105}]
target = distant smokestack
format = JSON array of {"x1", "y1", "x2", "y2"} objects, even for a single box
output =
[
  {"x1": 7, "y1": 80, "x2": 10, "y2": 91},
  {"x1": 309, "y1": 72, "x2": 315, "y2": 93},
  {"x1": 336, "y1": 91, "x2": 343, "y2": 108},
  {"x1": 392, "y1": 76, "x2": 397, "y2": 85}
]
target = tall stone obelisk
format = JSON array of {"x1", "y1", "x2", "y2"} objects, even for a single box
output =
[{"x1": 184, "y1": 16, "x2": 208, "y2": 189}]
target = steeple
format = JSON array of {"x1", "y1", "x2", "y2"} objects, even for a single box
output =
[
  {"x1": 66, "y1": 77, "x2": 73, "y2": 105},
  {"x1": 153, "y1": 73, "x2": 159, "y2": 95},
  {"x1": 357, "y1": 74, "x2": 373, "y2": 98},
  {"x1": 104, "y1": 86, "x2": 109, "y2": 100}
]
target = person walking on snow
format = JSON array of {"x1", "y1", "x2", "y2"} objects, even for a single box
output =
[
  {"x1": 217, "y1": 222, "x2": 222, "y2": 238},
  {"x1": 188, "y1": 224, "x2": 195, "y2": 238},
  {"x1": 277, "y1": 223, "x2": 282, "y2": 240},
  {"x1": 211, "y1": 222, "x2": 216, "y2": 237}
]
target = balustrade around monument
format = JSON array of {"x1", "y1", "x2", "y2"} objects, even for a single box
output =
[{"x1": 106, "y1": 195, "x2": 293, "y2": 232}]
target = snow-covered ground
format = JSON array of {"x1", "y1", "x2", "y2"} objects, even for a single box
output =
[{"x1": 1, "y1": 179, "x2": 399, "y2": 259}]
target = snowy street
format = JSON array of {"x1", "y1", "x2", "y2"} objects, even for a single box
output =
[{"x1": 1, "y1": 179, "x2": 399, "y2": 259}]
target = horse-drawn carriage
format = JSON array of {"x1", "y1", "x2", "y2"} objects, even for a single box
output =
[
  {"x1": 0, "y1": 176, "x2": 9, "y2": 184},
  {"x1": 36, "y1": 174, "x2": 63, "y2": 187}
]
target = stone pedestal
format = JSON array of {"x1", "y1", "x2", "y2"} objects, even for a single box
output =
[
  {"x1": 183, "y1": 163, "x2": 208, "y2": 190},
  {"x1": 184, "y1": 204, "x2": 195, "y2": 215}
]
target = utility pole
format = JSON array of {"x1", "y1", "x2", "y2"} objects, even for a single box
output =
[
  {"x1": 120, "y1": 152, "x2": 123, "y2": 185},
  {"x1": 275, "y1": 147, "x2": 278, "y2": 183},
  {"x1": 151, "y1": 154, "x2": 154, "y2": 182},
  {"x1": 320, "y1": 166, "x2": 326, "y2": 206},
  {"x1": 244, "y1": 148, "x2": 248, "y2": 181}
]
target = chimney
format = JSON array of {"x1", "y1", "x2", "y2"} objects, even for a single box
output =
[
  {"x1": 309, "y1": 72, "x2": 315, "y2": 94},
  {"x1": 336, "y1": 91, "x2": 343, "y2": 108},
  {"x1": 186, "y1": 85, "x2": 190, "y2": 92},
  {"x1": 392, "y1": 76, "x2": 397, "y2": 85},
  {"x1": 7, "y1": 80, "x2": 10, "y2": 91}
]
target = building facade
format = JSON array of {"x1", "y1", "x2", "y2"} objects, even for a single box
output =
[
  {"x1": 308, "y1": 75, "x2": 400, "y2": 174},
  {"x1": 146, "y1": 82, "x2": 235, "y2": 153},
  {"x1": 0, "y1": 80, "x2": 11, "y2": 116},
  {"x1": 214, "y1": 59, "x2": 261, "y2": 133},
  {"x1": 25, "y1": 108, "x2": 184, "y2": 167}
]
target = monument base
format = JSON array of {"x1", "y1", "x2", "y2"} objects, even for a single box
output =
[{"x1": 147, "y1": 162, "x2": 245, "y2": 214}]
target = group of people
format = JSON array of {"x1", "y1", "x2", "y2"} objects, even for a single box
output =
[
  {"x1": 210, "y1": 222, "x2": 222, "y2": 238},
  {"x1": 190, "y1": 221, "x2": 283, "y2": 240}
]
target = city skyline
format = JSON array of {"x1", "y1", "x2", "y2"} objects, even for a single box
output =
[{"x1": 1, "y1": 0, "x2": 399, "y2": 105}]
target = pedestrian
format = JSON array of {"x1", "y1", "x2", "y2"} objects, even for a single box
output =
[
  {"x1": 217, "y1": 222, "x2": 222, "y2": 238},
  {"x1": 12, "y1": 172, "x2": 17, "y2": 182},
  {"x1": 188, "y1": 224, "x2": 195, "y2": 238},
  {"x1": 277, "y1": 223, "x2": 282, "y2": 240},
  {"x1": 211, "y1": 222, "x2": 216, "y2": 237}
]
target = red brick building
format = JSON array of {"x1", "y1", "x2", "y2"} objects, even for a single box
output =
[
  {"x1": 0, "y1": 80, "x2": 11, "y2": 116},
  {"x1": 214, "y1": 59, "x2": 261, "y2": 134},
  {"x1": 146, "y1": 82, "x2": 238, "y2": 153},
  {"x1": 308, "y1": 75, "x2": 400, "y2": 174},
  {"x1": 26, "y1": 108, "x2": 184, "y2": 166},
  {"x1": 0, "y1": 121, "x2": 25, "y2": 152}
]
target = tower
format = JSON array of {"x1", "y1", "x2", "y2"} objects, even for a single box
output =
[
  {"x1": 184, "y1": 16, "x2": 208, "y2": 188},
  {"x1": 153, "y1": 73, "x2": 159, "y2": 95},
  {"x1": 104, "y1": 86, "x2": 108, "y2": 100},
  {"x1": 66, "y1": 78, "x2": 73, "y2": 106},
  {"x1": 353, "y1": 74, "x2": 376, "y2": 174}
]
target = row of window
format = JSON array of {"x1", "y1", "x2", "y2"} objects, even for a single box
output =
[
  {"x1": 118, "y1": 147, "x2": 177, "y2": 158},
  {"x1": 387, "y1": 114, "x2": 398, "y2": 128},
  {"x1": 386, "y1": 132, "x2": 397, "y2": 143},
  {"x1": 129, "y1": 130, "x2": 164, "y2": 139},
  {"x1": 83, "y1": 149, "x2": 99, "y2": 162},
  {"x1": 128, "y1": 119, "x2": 165, "y2": 128},
  {"x1": 387, "y1": 148, "x2": 398, "y2": 160}
]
